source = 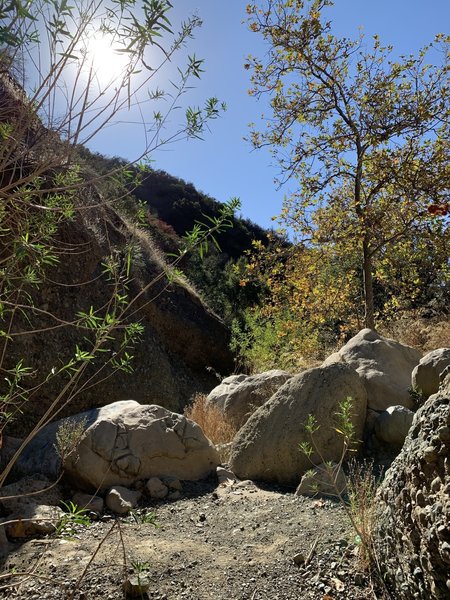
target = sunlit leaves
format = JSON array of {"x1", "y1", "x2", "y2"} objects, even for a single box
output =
[{"x1": 246, "y1": 0, "x2": 450, "y2": 330}]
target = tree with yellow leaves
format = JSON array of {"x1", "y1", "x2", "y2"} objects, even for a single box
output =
[{"x1": 246, "y1": 0, "x2": 450, "y2": 330}]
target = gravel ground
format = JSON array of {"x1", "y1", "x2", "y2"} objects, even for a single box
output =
[{"x1": 0, "y1": 478, "x2": 381, "y2": 599}]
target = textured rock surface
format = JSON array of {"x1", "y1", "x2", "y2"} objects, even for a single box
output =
[
  {"x1": 207, "y1": 370, "x2": 292, "y2": 429},
  {"x1": 14, "y1": 401, "x2": 141, "y2": 480},
  {"x1": 62, "y1": 402, "x2": 220, "y2": 491},
  {"x1": 323, "y1": 328, "x2": 421, "y2": 410},
  {"x1": 4, "y1": 189, "x2": 234, "y2": 436},
  {"x1": 206, "y1": 375, "x2": 248, "y2": 411},
  {"x1": 0, "y1": 475, "x2": 63, "y2": 515},
  {"x1": 229, "y1": 363, "x2": 367, "y2": 486},
  {"x1": 105, "y1": 486, "x2": 141, "y2": 515},
  {"x1": 373, "y1": 374, "x2": 450, "y2": 599},
  {"x1": 146, "y1": 477, "x2": 169, "y2": 499},
  {"x1": 5, "y1": 504, "x2": 63, "y2": 539},
  {"x1": 412, "y1": 348, "x2": 450, "y2": 400},
  {"x1": 374, "y1": 405, "x2": 415, "y2": 448}
]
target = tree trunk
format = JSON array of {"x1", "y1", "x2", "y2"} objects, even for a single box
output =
[{"x1": 362, "y1": 239, "x2": 375, "y2": 329}]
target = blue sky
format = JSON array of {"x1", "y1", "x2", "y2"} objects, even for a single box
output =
[{"x1": 87, "y1": 1, "x2": 450, "y2": 230}]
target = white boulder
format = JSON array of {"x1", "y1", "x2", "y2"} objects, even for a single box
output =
[{"x1": 324, "y1": 329, "x2": 421, "y2": 411}]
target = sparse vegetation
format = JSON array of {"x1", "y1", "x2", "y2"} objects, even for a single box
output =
[
  {"x1": 184, "y1": 393, "x2": 238, "y2": 458},
  {"x1": 299, "y1": 397, "x2": 377, "y2": 570},
  {"x1": 56, "y1": 500, "x2": 91, "y2": 538}
]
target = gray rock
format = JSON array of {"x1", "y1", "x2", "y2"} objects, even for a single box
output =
[
  {"x1": 105, "y1": 486, "x2": 141, "y2": 515},
  {"x1": 16, "y1": 401, "x2": 220, "y2": 492},
  {"x1": 5, "y1": 503, "x2": 63, "y2": 539},
  {"x1": 207, "y1": 370, "x2": 292, "y2": 429},
  {"x1": 229, "y1": 363, "x2": 367, "y2": 486},
  {"x1": 14, "y1": 401, "x2": 140, "y2": 480},
  {"x1": 162, "y1": 477, "x2": 183, "y2": 491},
  {"x1": 123, "y1": 574, "x2": 151, "y2": 598},
  {"x1": 374, "y1": 405, "x2": 414, "y2": 448},
  {"x1": 216, "y1": 466, "x2": 236, "y2": 485},
  {"x1": 373, "y1": 373, "x2": 450, "y2": 599},
  {"x1": 295, "y1": 462, "x2": 347, "y2": 497},
  {"x1": 145, "y1": 477, "x2": 169, "y2": 499},
  {"x1": 72, "y1": 492, "x2": 104, "y2": 514},
  {"x1": 324, "y1": 328, "x2": 421, "y2": 411},
  {"x1": 411, "y1": 348, "x2": 450, "y2": 400},
  {"x1": 206, "y1": 375, "x2": 248, "y2": 411}
]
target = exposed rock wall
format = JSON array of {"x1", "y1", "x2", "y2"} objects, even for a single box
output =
[
  {"x1": 373, "y1": 375, "x2": 450, "y2": 599},
  {"x1": 5, "y1": 191, "x2": 234, "y2": 435}
]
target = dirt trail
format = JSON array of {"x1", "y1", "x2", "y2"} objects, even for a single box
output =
[{"x1": 1, "y1": 479, "x2": 376, "y2": 599}]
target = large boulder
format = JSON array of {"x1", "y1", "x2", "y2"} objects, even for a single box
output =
[
  {"x1": 206, "y1": 370, "x2": 292, "y2": 429},
  {"x1": 373, "y1": 374, "x2": 450, "y2": 599},
  {"x1": 64, "y1": 402, "x2": 220, "y2": 491},
  {"x1": 15, "y1": 401, "x2": 220, "y2": 491},
  {"x1": 411, "y1": 348, "x2": 450, "y2": 400},
  {"x1": 323, "y1": 328, "x2": 421, "y2": 411},
  {"x1": 229, "y1": 363, "x2": 367, "y2": 486}
]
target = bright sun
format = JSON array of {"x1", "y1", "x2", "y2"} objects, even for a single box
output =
[{"x1": 83, "y1": 34, "x2": 130, "y2": 85}]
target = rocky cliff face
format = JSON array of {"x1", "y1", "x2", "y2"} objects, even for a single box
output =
[
  {"x1": 373, "y1": 372, "x2": 450, "y2": 599},
  {"x1": 6, "y1": 191, "x2": 234, "y2": 435},
  {"x1": 0, "y1": 75, "x2": 234, "y2": 435}
]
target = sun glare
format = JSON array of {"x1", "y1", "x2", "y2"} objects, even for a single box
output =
[{"x1": 83, "y1": 34, "x2": 130, "y2": 85}]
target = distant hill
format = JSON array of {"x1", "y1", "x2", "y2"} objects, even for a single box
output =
[{"x1": 76, "y1": 147, "x2": 275, "y2": 323}]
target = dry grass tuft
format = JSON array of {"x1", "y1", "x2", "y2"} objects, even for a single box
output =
[
  {"x1": 379, "y1": 313, "x2": 450, "y2": 354},
  {"x1": 184, "y1": 393, "x2": 238, "y2": 456},
  {"x1": 347, "y1": 460, "x2": 379, "y2": 570}
]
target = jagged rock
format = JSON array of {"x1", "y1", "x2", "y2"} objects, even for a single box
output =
[
  {"x1": 14, "y1": 401, "x2": 220, "y2": 490},
  {"x1": 373, "y1": 405, "x2": 414, "y2": 448},
  {"x1": 295, "y1": 462, "x2": 347, "y2": 497},
  {"x1": 146, "y1": 477, "x2": 169, "y2": 499},
  {"x1": 59, "y1": 402, "x2": 220, "y2": 491},
  {"x1": 14, "y1": 401, "x2": 140, "y2": 480},
  {"x1": 373, "y1": 373, "x2": 450, "y2": 599},
  {"x1": 207, "y1": 370, "x2": 292, "y2": 429},
  {"x1": 411, "y1": 348, "x2": 450, "y2": 400},
  {"x1": 229, "y1": 363, "x2": 367, "y2": 486},
  {"x1": 105, "y1": 486, "x2": 141, "y2": 515},
  {"x1": 323, "y1": 328, "x2": 421, "y2": 411}
]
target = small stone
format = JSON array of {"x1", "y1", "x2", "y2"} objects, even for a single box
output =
[
  {"x1": 216, "y1": 466, "x2": 236, "y2": 485},
  {"x1": 146, "y1": 478, "x2": 169, "y2": 500},
  {"x1": 424, "y1": 446, "x2": 438, "y2": 463},
  {"x1": 106, "y1": 487, "x2": 141, "y2": 515},
  {"x1": 168, "y1": 491, "x2": 181, "y2": 501},
  {"x1": 293, "y1": 552, "x2": 305, "y2": 565},
  {"x1": 430, "y1": 477, "x2": 442, "y2": 493},
  {"x1": 123, "y1": 574, "x2": 151, "y2": 597},
  {"x1": 72, "y1": 493, "x2": 104, "y2": 515},
  {"x1": 163, "y1": 477, "x2": 183, "y2": 491},
  {"x1": 438, "y1": 427, "x2": 450, "y2": 442}
]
